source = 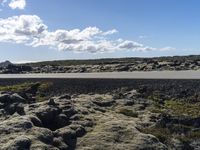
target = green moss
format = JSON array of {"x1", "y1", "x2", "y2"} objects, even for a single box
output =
[
  {"x1": 141, "y1": 126, "x2": 200, "y2": 144},
  {"x1": 149, "y1": 107, "x2": 165, "y2": 114},
  {"x1": 148, "y1": 92, "x2": 200, "y2": 118},
  {"x1": 94, "y1": 96, "x2": 105, "y2": 101},
  {"x1": 176, "y1": 130, "x2": 200, "y2": 144},
  {"x1": 36, "y1": 82, "x2": 53, "y2": 102},
  {"x1": 0, "y1": 82, "x2": 53, "y2": 102},
  {"x1": 141, "y1": 124, "x2": 200, "y2": 145},
  {"x1": 118, "y1": 108, "x2": 138, "y2": 118},
  {"x1": 187, "y1": 131, "x2": 200, "y2": 140},
  {"x1": 0, "y1": 82, "x2": 36, "y2": 92},
  {"x1": 148, "y1": 92, "x2": 166, "y2": 109},
  {"x1": 141, "y1": 126, "x2": 171, "y2": 144},
  {"x1": 165, "y1": 100, "x2": 200, "y2": 118},
  {"x1": 143, "y1": 92, "x2": 200, "y2": 146},
  {"x1": 37, "y1": 82, "x2": 53, "y2": 92}
]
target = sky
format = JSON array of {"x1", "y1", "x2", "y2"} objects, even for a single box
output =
[{"x1": 0, "y1": 0, "x2": 200, "y2": 63}]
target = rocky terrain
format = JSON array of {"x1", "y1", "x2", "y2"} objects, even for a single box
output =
[
  {"x1": 2, "y1": 55, "x2": 200, "y2": 73},
  {"x1": 0, "y1": 80, "x2": 200, "y2": 149}
]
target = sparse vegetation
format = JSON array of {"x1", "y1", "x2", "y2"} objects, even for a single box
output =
[
  {"x1": 0, "y1": 82, "x2": 53, "y2": 102},
  {"x1": 141, "y1": 125, "x2": 200, "y2": 146},
  {"x1": 139, "y1": 87, "x2": 200, "y2": 149},
  {"x1": 118, "y1": 108, "x2": 138, "y2": 117},
  {"x1": 94, "y1": 96, "x2": 105, "y2": 101},
  {"x1": 0, "y1": 79, "x2": 200, "y2": 149},
  {"x1": 141, "y1": 126, "x2": 172, "y2": 144},
  {"x1": 0, "y1": 82, "x2": 36, "y2": 92},
  {"x1": 36, "y1": 82, "x2": 53, "y2": 101},
  {"x1": 164, "y1": 100, "x2": 200, "y2": 118},
  {"x1": 180, "y1": 130, "x2": 200, "y2": 142}
]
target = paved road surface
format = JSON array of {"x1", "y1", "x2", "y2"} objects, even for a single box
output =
[{"x1": 0, "y1": 71, "x2": 200, "y2": 79}]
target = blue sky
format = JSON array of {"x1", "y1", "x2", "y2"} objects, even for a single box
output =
[{"x1": 0, "y1": 0, "x2": 200, "y2": 62}]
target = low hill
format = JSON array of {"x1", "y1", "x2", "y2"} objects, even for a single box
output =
[{"x1": 0, "y1": 60, "x2": 12, "y2": 68}]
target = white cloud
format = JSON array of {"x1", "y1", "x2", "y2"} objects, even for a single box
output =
[
  {"x1": 160, "y1": 47, "x2": 176, "y2": 51},
  {"x1": 102, "y1": 29, "x2": 118, "y2": 35},
  {"x1": 8, "y1": 0, "x2": 26, "y2": 9},
  {"x1": 13, "y1": 60, "x2": 38, "y2": 64},
  {"x1": 31, "y1": 28, "x2": 153, "y2": 53},
  {"x1": 118, "y1": 40, "x2": 143, "y2": 49},
  {"x1": 0, "y1": 15, "x2": 47, "y2": 43},
  {"x1": 0, "y1": 15, "x2": 174, "y2": 53}
]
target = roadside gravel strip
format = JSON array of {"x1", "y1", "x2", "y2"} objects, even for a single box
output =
[{"x1": 0, "y1": 71, "x2": 200, "y2": 79}]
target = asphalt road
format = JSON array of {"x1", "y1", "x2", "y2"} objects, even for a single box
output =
[{"x1": 0, "y1": 71, "x2": 200, "y2": 79}]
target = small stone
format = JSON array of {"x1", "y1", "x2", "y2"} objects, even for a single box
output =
[
  {"x1": 59, "y1": 94, "x2": 71, "y2": 100},
  {"x1": 11, "y1": 136, "x2": 31, "y2": 149},
  {"x1": 48, "y1": 98, "x2": 56, "y2": 106}
]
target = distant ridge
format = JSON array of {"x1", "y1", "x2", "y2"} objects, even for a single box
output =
[
  {"x1": 0, "y1": 61, "x2": 12, "y2": 68},
  {"x1": 25, "y1": 54, "x2": 200, "y2": 67}
]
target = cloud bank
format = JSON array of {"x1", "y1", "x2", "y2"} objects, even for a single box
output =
[{"x1": 0, "y1": 15, "x2": 174, "y2": 53}]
